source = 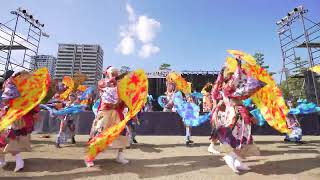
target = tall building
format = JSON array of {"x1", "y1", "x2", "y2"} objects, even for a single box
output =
[
  {"x1": 30, "y1": 55, "x2": 57, "y2": 78},
  {"x1": 55, "y1": 44, "x2": 103, "y2": 86}
]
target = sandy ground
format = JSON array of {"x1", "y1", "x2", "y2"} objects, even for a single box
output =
[{"x1": 0, "y1": 135, "x2": 319, "y2": 180}]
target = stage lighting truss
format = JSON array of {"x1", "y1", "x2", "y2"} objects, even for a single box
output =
[
  {"x1": 277, "y1": 5, "x2": 320, "y2": 105},
  {"x1": 0, "y1": 7, "x2": 49, "y2": 75}
]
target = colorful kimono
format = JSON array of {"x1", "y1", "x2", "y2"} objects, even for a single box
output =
[
  {"x1": 56, "y1": 102, "x2": 78, "y2": 145},
  {"x1": 284, "y1": 114, "x2": 302, "y2": 142},
  {"x1": 202, "y1": 91, "x2": 212, "y2": 112},
  {"x1": 1, "y1": 106, "x2": 39, "y2": 153},
  {"x1": 210, "y1": 66, "x2": 260, "y2": 157},
  {"x1": 90, "y1": 85, "x2": 129, "y2": 149}
]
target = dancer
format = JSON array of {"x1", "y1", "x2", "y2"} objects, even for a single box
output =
[
  {"x1": 55, "y1": 93, "x2": 78, "y2": 148},
  {"x1": 86, "y1": 66, "x2": 129, "y2": 167},
  {"x1": 163, "y1": 80, "x2": 176, "y2": 112},
  {"x1": 127, "y1": 113, "x2": 140, "y2": 144},
  {"x1": 201, "y1": 83, "x2": 213, "y2": 112},
  {"x1": 0, "y1": 71, "x2": 42, "y2": 172},
  {"x1": 210, "y1": 60, "x2": 260, "y2": 173},
  {"x1": 185, "y1": 94, "x2": 194, "y2": 146},
  {"x1": 208, "y1": 98, "x2": 223, "y2": 154},
  {"x1": 284, "y1": 100, "x2": 303, "y2": 144},
  {"x1": 1, "y1": 106, "x2": 40, "y2": 172},
  {"x1": 144, "y1": 95, "x2": 153, "y2": 112}
]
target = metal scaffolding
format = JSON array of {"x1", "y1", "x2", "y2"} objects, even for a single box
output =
[
  {"x1": 277, "y1": 5, "x2": 320, "y2": 105},
  {"x1": 0, "y1": 8, "x2": 47, "y2": 76}
]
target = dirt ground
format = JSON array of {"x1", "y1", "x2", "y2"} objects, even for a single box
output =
[{"x1": 0, "y1": 135, "x2": 319, "y2": 180}]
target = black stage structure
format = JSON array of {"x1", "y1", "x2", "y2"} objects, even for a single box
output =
[{"x1": 147, "y1": 70, "x2": 219, "y2": 111}]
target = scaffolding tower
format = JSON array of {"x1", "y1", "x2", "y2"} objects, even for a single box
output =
[
  {"x1": 0, "y1": 8, "x2": 47, "y2": 76},
  {"x1": 277, "y1": 5, "x2": 320, "y2": 105}
]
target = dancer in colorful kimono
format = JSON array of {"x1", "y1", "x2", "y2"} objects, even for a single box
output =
[
  {"x1": 201, "y1": 83, "x2": 213, "y2": 112},
  {"x1": 144, "y1": 95, "x2": 153, "y2": 112},
  {"x1": 210, "y1": 60, "x2": 260, "y2": 173},
  {"x1": 127, "y1": 112, "x2": 140, "y2": 144},
  {"x1": 163, "y1": 81, "x2": 176, "y2": 112},
  {"x1": 185, "y1": 94, "x2": 194, "y2": 146},
  {"x1": 207, "y1": 96, "x2": 223, "y2": 154},
  {"x1": 0, "y1": 71, "x2": 41, "y2": 172},
  {"x1": 284, "y1": 100, "x2": 303, "y2": 144},
  {"x1": 55, "y1": 93, "x2": 79, "y2": 148},
  {"x1": 86, "y1": 66, "x2": 129, "y2": 167}
]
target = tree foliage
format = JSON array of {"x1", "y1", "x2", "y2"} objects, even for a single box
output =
[
  {"x1": 278, "y1": 57, "x2": 309, "y2": 105},
  {"x1": 292, "y1": 57, "x2": 308, "y2": 74},
  {"x1": 253, "y1": 52, "x2": 276, "y2": 76},
  {"x1": 159, "y1": 63, "x2": 171, "y2": 71},
  {"x1": 279, "y1": 77, "x2": 306, "y2": 106},
  {"x1": 120, "y1": 66, "x2": 131, "y2": 74}
]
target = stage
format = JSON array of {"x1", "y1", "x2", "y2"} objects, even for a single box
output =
[{"x1": 35, "y1": 111, "x2": 320, "y2": 136}]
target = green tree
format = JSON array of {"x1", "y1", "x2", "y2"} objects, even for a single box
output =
[
  {"x1": 159, "y1": 63, "x2": 171, "y2": 71},
  {"x1": 292, "y1": 57, "x2": 308, "y2": 74},
  {"x1": 253, "y1": 52, "x2": 276, "y2": 76},
  {"x1": 120, "y1": 66, "x2": 131, "y2": 74},
  {"x1": 279, "y1": 77, "x2": 306, "y2": 106}
]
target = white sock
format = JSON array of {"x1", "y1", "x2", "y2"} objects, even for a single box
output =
[
  {"x1": 234, "y1": 158, "x2": 250, "y2": 171},
  {"x1": 185, "y1": 127, "x2": 191, "y2": 140},
  {"x1": 0, "y1": 155, "x2": 5, "y2": 163},
  {"x1": 116, "y1": 150, "x2": 129, "y2": 164},
  {"x1": 14, "y1": 154, "x2": 24, "y2": 172},
  {"x1": 223, "y1": 153, "x2": 239, "y2": 173},
  {"x1": 15, "y1": 154, "x2": 22, "y2": 161},
  {"x1": 0, "y1": 155, "x2": 5, "y2": 166}
]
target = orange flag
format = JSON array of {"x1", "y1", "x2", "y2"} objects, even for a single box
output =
[
  {"x1": 0, "y1": 68, "x2": 50, "y2": 131},
  {"x1": 59, "y1": 76, "x2": 74, "y2": 100},
  {"x1": 86, "y1": 69, "x2": 148, "y2": 161}
]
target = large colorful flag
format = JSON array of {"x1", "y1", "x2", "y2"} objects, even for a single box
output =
[
  {"x1": 310, "y1": 65, "x2": 320, "y2": 73},
  {"x1": 86, "y1": 69, "x2": 148, "y2": 161},
  {"x1": 227, "y1": 49, "x2": 257, "y2": 65},
  {"x1": 225, "y1": 50, "x2": 290, "y2": 133},
  {"x1": 242, "y1": 61, "x2": 289, "y2": 133},
  {"x1": 166, "y1": 72, "x2": 191, "y2": 94},
  {"x1": 59, "y1": 76, "x2": 74, "y2": 100},
  {"x1": 0, "y1": 68, "x2": 50, "y2": 131}
]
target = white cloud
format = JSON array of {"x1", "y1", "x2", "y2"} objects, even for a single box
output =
[
  {"x1": 116, "y1": 36, "x2": 135, "y2": 55},
  {"x1": 139, "y1": 43, "x2": 160, "y2": 58},
  {"x1": 116, "y1": 3, "x2": 161, "y2": 58},
  {"x1": 136, "y1": 16, "x2": 160, "y2": 43},
  {"x1": 126, "y1": 3, "x2": 136, "y2": 22}
]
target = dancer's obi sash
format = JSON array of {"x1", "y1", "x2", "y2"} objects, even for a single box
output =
[{"x1": 98, "y1": 102, "x2": 125, "y2": 121}]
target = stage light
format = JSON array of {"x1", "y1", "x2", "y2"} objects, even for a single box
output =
[
  {"x1": 29, "y1": 15, "x2": 33, "y2": 19},
  {"x1": 276, "y1": 20, "x2": 282, "y2": 25},
  {"x1": 35, "y1": 20, "x2": 39, "y2": 24},
  {"x1": 22, "y1": 9, "x2": 27, "y2": 14}
]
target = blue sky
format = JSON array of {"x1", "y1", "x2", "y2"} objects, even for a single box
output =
[{"x1": 0, "y1": 0, "x2": 319, "y2": 81}]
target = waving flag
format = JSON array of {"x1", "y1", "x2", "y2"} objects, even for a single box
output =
[
  {"x1": 86, "y1": 69, "x2": 148, "y2": 161},
  {"x1": 173, "y1": 91, "x2": 211, "y2": 127},
  {"x1": 60, "y1": 76, "x2": 74, "y2": 100},
  {"x1": 166, "y1": 72, "x2": 191, "y2": 95},
  {"x1": 0, "y1": 68, "x2": 50, "y2": 131}
]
